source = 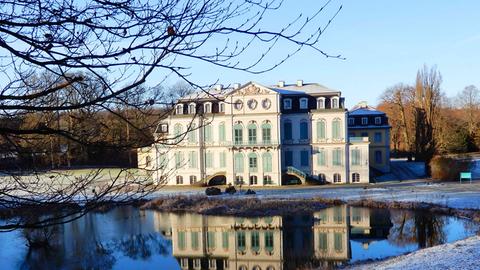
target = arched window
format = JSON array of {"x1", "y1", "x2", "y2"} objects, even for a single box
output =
[
  {"x1": 316, "y1": 120, "x2": 326, "y2": 140},
  {"x1": 262, "y1": 152, "x2": 272, "y2": 172},
  {"x1": 219, "y1": 102, "x2": 225, "y2": 112},
  {"x1": 145, "y1": 156, "x2": 151, "y2": 167},
  {"x1": 218, "y1": 122, "x2": 226, "y2": 143},
  {"x1": 235, "y1": 176, "x2": 244, "y2": 185},
  {"x1": 299, "y1": 97, "x2": 309, "y2": 109},
  {"x1": 317, "y1": 98, "x2": 325, "y2": 109},
  {"x1": 188, "y1": 103, "x2": 196, "y2": 114},
  {"x1": 204, "y1": 102, "x2": 212, "y2": 113},
  {"x1": 263, "y1": 175, "x2": 272, "y2": 185},
  {"x1": 234, "y1": 123, "x2": 243, "y2": 145},
  {"x1": 188, "y1": 124, "x2": 197, "y2": 143},
  {"x1": 173, "y1": 123, "x2": 183, "y2": 143},
  {"x1": 333, "y1": 173, "x2": 341, "y2": 183},
  {"x1": 352, "y1": 173, "x2": 360, "y2": 183},
  {"x1": 248, "y1": 153, "x2": 258, "y2": 172},
  {"x1": 332, "y1": 118, "x2": 342, "y2": 140},
  {"x1": 248, "y1": 122, "x2": 257, "y2": 145},
  {"x1": 234, "y1": 153, "x2": 244, "y2": 173},
  {"x1": 284, "y1": 120, "x2": 292, "y2": 140},
  {"x1": 300, "y1": 121, "x2": 308, "y2": 140},
  {"x1": 318, "y1": 173, "x2": 326, "y2": 182},
  {"x1": 176, "y1": 175, "x2": 183, "y2": 184},
  {"x1": 331, "y1": 97, "x2": 339, "y2": 109},
  {"x1": 261, "y1": 121, "x2": 271, "y2": 144},
  {"x1": 190, "y1": 175, "x2": 197, "y2": 184},
  {"x1": 175, "y1": 104, "x2": 183, "y2": 114}
]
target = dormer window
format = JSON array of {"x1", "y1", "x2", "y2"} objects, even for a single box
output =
[
  {"x1": 160, "y1": 124, "x2": 168, "y2": 132},
  {"x1": 299, "y1": 98, "x2": 308, "y2": 109},
  {"x1": 331, "y1": 97, "x2": 339, "y2": 109},
  {"x1": 283, "y1": 98, "x2": 292, "y2": 110},
  {"x1": 176, "y1": 104, "x2": 183, "y2": 115},
  {"x1": 204, "y1": 102, "x2": 212, "y2": 113},
  {"x1": 348, "y1": 118, "x2": 355, "y2": 126},
  {"x1": 375, "y1": 117, "x2": 381, "y2": 125},
  {"x1": 317, "y1": 98, "x2": 325, "y2": 109},
  {"x1": 188, "y1": 103, "x2": 196, "y2": 114},
  {"x1": 362, "y1": 117, "x2": 368, "y2": 125},
  {"x1": 219, "y1": 102, "x2": 225, "y2": 113}
]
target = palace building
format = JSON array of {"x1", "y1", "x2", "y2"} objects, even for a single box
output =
[{"x1": 138, "y1": 80, "x2": 384, "y2": 186}]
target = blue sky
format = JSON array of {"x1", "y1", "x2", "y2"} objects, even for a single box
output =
[{"x1": 168, "y1": 1, "x2": 480, "y2": 108}]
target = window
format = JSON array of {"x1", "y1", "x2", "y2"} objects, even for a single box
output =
[
  {"x1": 300, "y1": 98, "x2": 308, "y2": 109},
  {"x1": 265, "y1": 231, "x2": 274, "y2": 252},
  {"x1": 316, "y1": 120, "x2": 326, "y2": 140},
  {"x1": 318, "y1": 173, "x2": 326, "y2": 182},
  {"x1": 374, "y1": 132, "x2": 382, "y2": 143},
  {"x1": 318, "y1": 233, "x2": 327, "y2": 251},
  {"x1": 348, "y1": 117, "x2": 355, "y2": 125},
  {"x1": 237, "y1": 231, "x2": 246, "y2": 252},
  {"x1": 300, "y1": 121, "x2": 308, "y2": 140},
  {"x1": 317, "y1": 98, "x2": 325, "y2": 109},
  {"x1": 178, "y1": 231, "x2": 186, "y2": 250},
  {"x1": 189, "y1": 175, "x2": 197, "y2": 184},
  {"x1": 249, "y1": 175, "x2": 258, "y2": 185},
  {"x1": 352, "y1": 173, "x2": 360, "y2": 182},
  {"x1": 262, "y1": 122, "x2": 271, "y2": 143},
  {"x1": 218, "y1": 122, "x2": 226, "y2": 143},
  {"x1": 219, "y1": 152, "x2": 226, "y2": 168},
  {"x1": 191, "y1": 231, "x2": 199, "y2": 250},
  {"x1": 333, "y1": 173, "x2": 341, "y2": 183},
  {"x1": 176, "y1": 104, "x2": 183, "y2": 114},
  {"x1": 188, "y1": 124, "x2": 197, "y2": 143},
  {"x1": 234, "y1": 123, "x2": 243, "y2": 145},
  {"x1": 145, "y1": 156, "x2": 151, "y2": 167},
  {"x1": 234, "y1": 153, "x2": 244, "y2": 173},
  {"x1": 204, "y1": 124, "x2": 212, "y2": 143},
  {"x1": 284, "y1": 121, "x2": 292, "y2": 140},
  {"x1": 207, "y1": 231, "x2": 215, "y2": 249},
  {"x1": 204, "y1": 102, "x2": 212, "y2": 113},
  {"x1": 332, "y1": 149, "x2": 342, "y2": 166},
  {"x1": 317, "y1": 149, "x2": 326, "y2": 166},
  {"x1": 176, "y1": 175, "x2": 183, "y2": 184},
  {"x1": 248, "y1": 123, "x2": 257, "y2": 145},
  {"x1": 332, "y1": 119, "x2": 341, "y2": 139},
  {"x1": 160, "y1": 124, "x2": 168, "y2": 133},
  {"x1": 251, "y1": 231, "x2": 260, "y2": 252},
  {"x1": 351, "y1": 149, "x2": 360, "y2": 165},
  {"x1": 375, "y1": 116, "x2": 381, "y2": 125},
  {"x1": 173, "y1": 123, "x2": 183, "y2": 143},
  {"x1": 175, "y1": 151, "x2": 184, "y2": 169},
  {"x1": 248, "y1": 99, "x2": 258, "y2": 110},
  {"x1": 283, "y1": 98, "x2": 292, "y2": 109},
  {"x1": 262, "y1": 152, "x2": 272, "y2": 172},
  {"x1": 208, "y1": 259, "x2": 216, "y2": 269},
  {"x1": 193, "y1": 259, "x2": 201, "y2": 269},
  {"x1": 248, "y1": 153, "x2": 258, "y2": 172},
  {"x1": 235, "y1": 176, "x2": 244, "y2": 185},
  {"x1": 188, "y1": 103, "x2": 196, "y2": 114},
  {"x1": 331, "y1": 97, "x2": 339, "y2": 109},
  {"x1": 361, "y1": 117, "x2": 368, "y2": 125},
  {"x1": 285, "y1": 151, "x2": 293, "y2": 166},
  {"x1": 263, "y1": 175, "x2": 272, "y2": 185},
  {"x1": 222, "y1": 231, "x2": 229, "y2": 249},
  {"x1": 375, "y1": 150, "x2": 383, "y2": 164},
  {"x1": 219, "y1": 102, "x2": 225, "y2": 112},
  {"x1": 189, "y1": 151, "x2": 197, "y2": 168},
  {"x1": 181, "y1": 258, "x2": 188, "y2": 268},
  {"x1": 300, "y1": 150, "x2": 309, "y2": 166},
  {"x1": 205, "y1": 152, "x2": 214, "y2": 168},
  {"x1": 334, "y1": 233, "x2": 343, "y2": 251}
]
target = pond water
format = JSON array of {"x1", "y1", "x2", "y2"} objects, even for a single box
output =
[{"x1": 0, "y1": 205, "x2": 477, "y2": 270}]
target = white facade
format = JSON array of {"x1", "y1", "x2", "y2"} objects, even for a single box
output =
[{"x1": 138, "y1": 81, "x2": 370, "y2": 186}]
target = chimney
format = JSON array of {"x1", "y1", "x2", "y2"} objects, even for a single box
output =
[
  {"x1": 215, "y1": 84, "x2": 223, "y2": 91},
  {"x1": 233, "y1": 83, "x2": 240, "y2": 89},
  {"x1": 296, "y1": 80, "x2": 303, "y2": 87},
  {"x1": 277, "y1": 80, "x2": 285, "y2": 87}
]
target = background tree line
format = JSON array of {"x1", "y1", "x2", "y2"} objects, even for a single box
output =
[{"x1": 378, "y1": 65, "x2": 479, "y2": 175}]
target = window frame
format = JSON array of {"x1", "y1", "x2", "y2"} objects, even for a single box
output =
[
  {"x1": 299, "y1": 97, "x2": 309, "y2": 109},
  {"x1": 283, "y1": 98, "x2": 292, "y2": 110}
]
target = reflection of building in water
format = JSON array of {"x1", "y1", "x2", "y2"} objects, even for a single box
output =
[
  {"x1": 170, "y1": 214, "x2": 282, "y2": 270},
  {"x1": 163, "y1": 206, "x2": 393, "y2": 270},
  {"x1": 152, "y1": 211, "x2": 174, "y2": 239}
]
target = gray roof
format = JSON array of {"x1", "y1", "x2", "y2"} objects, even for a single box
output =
[
  {"x1": 349, "y1": 108, "x2": 385, "y2": 116},
  {"x1": 268, "y1": 83, "x2": 340, "y2": 95}
]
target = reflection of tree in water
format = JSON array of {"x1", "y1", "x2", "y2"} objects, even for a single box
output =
[
  {"x1": 388, "y1": 209, "x2": 446, "y2": 248},
  {"x1": 109, "y1": 233, "x2": 171, "y2": 260}
]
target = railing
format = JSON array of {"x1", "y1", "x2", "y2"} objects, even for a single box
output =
[
  {"x1": 286, "y1": 166, "x2": 307, "y2": 179},
  {"x1": 232, "y1": 141, "x2": 279, "y2": 147},
  {"x1": 349, "y1": 137, "x2": 369, "y2": 143}
]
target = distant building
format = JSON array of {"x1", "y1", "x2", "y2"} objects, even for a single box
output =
[
  {"x1": 138, "y1": 81, "x2": 371, "y2": 186},
  {"x1": 348, "y1": 102, "x2": 391, "y2": 174}
]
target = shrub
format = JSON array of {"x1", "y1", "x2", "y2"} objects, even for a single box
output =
[{"x1": 430, "y1": 155, "x2": 473, "y2": 181}]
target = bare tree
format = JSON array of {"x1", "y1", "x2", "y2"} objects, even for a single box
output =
[
  {"x1": 456, "y1": 85, "x2": 480, "y2": 137},
  {"x1": 414, "y1": 65, "x2": 442, "y2": 175},
  {"x1": 0, "y1": 0, "x2": 343, "y2": 229}
]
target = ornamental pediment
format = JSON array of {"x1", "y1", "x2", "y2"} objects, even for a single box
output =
[{"x1": 237, "y1": 85, "x2": 270, "y2": 95}]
